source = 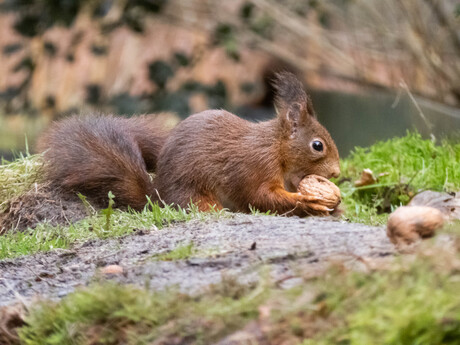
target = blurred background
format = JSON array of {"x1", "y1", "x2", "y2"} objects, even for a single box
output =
[{"x1": 0, "y1": 0, "x2": 459, "y2": 159}]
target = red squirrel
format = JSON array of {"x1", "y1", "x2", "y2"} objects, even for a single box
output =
[{"x1": 38, "y1": 72, "x2": 340, "y2": 216}]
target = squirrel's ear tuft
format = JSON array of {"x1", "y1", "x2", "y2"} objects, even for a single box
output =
[
  {"x1": 283, "y1": 102, "x2": 303, "y2": 138},
  {"x1": 272, "y1": 72, "x2": 316, "y2": 120}
]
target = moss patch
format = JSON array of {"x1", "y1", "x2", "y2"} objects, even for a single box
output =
[
  {"x1": 18, "y1": 280, "x2": 266, "y2": 345},
  {"x1": 339, "y1": 132, "x2": 460, "y2": 224},
  {"x1": 153, "y1": 242, "x2": 196, "y2": 261}
]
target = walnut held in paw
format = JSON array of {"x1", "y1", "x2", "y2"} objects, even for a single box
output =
[{"x1": 297, "y1": 174, "x2": 341, "y2": 210}]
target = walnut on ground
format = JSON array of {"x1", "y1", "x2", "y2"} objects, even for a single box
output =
[
  {"x1": 387, "y1": 206, "x2": 445, "y2": 249},
  {"x1": 297, "y1": 175, "x2": 341, "y2": 210}
]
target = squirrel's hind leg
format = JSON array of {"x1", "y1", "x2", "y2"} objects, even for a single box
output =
[
  {"x1": 156, "y1": 183, "x2": 222, "y2": 212},
  {"x1": 190, "y1": 192, "x2": 223, "y2": 212}
]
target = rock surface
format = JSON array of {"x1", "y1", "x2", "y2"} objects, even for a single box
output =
[
  {"x1": 0, "y1": 215, "x2": 394, "y2": 306},
  {"x1": 409, "y1": 190, "x2": 460, "y2": 220}
]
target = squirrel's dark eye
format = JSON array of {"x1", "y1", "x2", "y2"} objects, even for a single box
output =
[{"x1": 312, "y1": 140, "x2": 323, "y2": 152}]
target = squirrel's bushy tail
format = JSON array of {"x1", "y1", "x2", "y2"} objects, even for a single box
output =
[{"x1": 38, "y1": 114, "x2": 169, "y2": 210}]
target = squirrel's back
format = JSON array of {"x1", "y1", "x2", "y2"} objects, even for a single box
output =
[
  {"x1": 38, "y1": 114, "x2": 168, "y2": 209},
  {"x1": 155, "y1": 110, "x2": 282, "y2": 209}
]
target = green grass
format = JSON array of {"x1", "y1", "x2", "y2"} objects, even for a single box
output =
[
  {"x1": 0, "y1": 200, "x2": 228, "y2": 260},
  {"x1": 338, "y1": 132, "x2": 460, "y2": 224},
  {"x1": 0, "y1": 152, "x2": 42, "y2": 213},
  {"x1": 153, "y1": 242, "x2": 195, "y2": 261}
]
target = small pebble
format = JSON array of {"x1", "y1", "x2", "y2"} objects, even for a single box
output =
[{"x1": 101, "y1": 265, "x2": 124, "y2": 275}]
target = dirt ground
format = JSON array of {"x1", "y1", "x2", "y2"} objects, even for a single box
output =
[
  {"x1": 0, "y1": 183, "x2": 88, "y2": 234},
  {"x1": 0, "y1": 214, "x2": 395, "y2": 307}
]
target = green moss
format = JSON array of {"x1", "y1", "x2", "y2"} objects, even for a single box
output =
[
  {"x1": 153, "y1": 242, "x2": 195, "y2": 261},
  {"x1": 0, "y1": 153, "x2": 42, "y2": 213},
  {"x1": 339, "y1": 132, "x2": 460, "y2": 224},
  {"x1": 18, "y1": 280, "x2": 266, "y2": 345}
]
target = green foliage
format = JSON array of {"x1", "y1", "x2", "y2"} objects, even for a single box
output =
[
  {"x1": 339, "y1": 132, "x2": 460, "y2": 224},
  {"x1": 0, "y1": 151, "x2": 41, "y2": 213},
  {"x1": 0, "y1": 222, "x2": 69, "y2": 258},
  {"x1": 344, "y1": 270, "x2": 460, "y2": 344},
  {"x1": 213, "y1": 24, "x2": 240, "y2": 61},
  {"x1": 249, "y1": 204, "x2": 274, "y2": 216},
  {"x1": 0, "y1": 0, "x2": 166, "y2": 37},
  {"x1": 0, "y1": 197, "x2": 229, "y2": 259},
  {"x1": 153, "y1": 243, "x2": 195, "y2": 261},
  {"x1": 100, "y1": 191, "x2": 115, "y2": 235},
  {"x1": 148, "y1": 60, "x2": 174, "y2": 89},
  {"x1": 238, "y1": 2, "x2": 274, "y2": 38},
  {"x1": 341, "y1": 132, "x2": 460, "y2": 192},
  {"x1": 18, "y1": 280, "x2": 266, "y2": 344}
]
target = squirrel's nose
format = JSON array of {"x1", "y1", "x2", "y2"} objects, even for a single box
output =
[{"x1": 330, "y1": 167, "x2": 340, "y2": 179}]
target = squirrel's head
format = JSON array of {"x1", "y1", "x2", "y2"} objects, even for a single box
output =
[{"x1": 273, "y1": 72, "x2": 340, "y2": 190}]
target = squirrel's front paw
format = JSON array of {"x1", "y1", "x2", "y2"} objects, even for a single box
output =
[
  {"x1": 297, "y1": 196, "x2": 334, "y2": 216},
  {"x1": 296, "y1": 174, "x2": 341, "y2": 216}
]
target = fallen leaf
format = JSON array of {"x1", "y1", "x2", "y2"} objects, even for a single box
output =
[{"x1": 354, "y1": 168, "x2": 377, "y2": 187}]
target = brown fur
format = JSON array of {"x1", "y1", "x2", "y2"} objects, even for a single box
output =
[
  {"x1": 38, "y1": 72, "x2": 340, "y2": 215},
  {"x1": 37, "y1": 114, "x2": 168, "y2": 209}
]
